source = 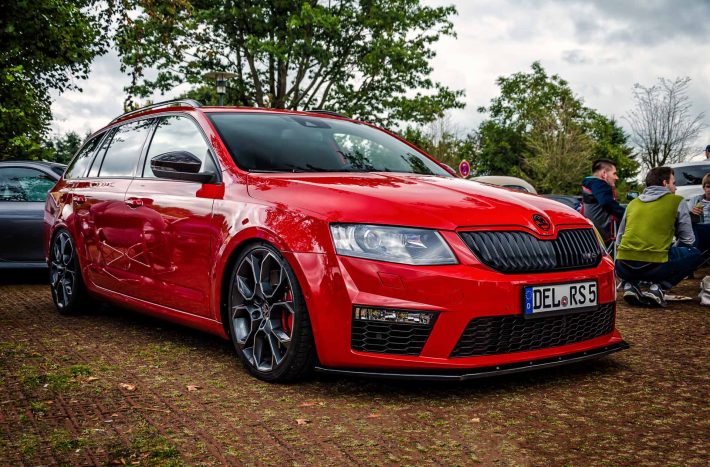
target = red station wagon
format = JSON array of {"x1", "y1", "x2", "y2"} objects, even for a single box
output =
[{"x1": 45, "y1": 100, "x2": 628, "y2": 382}]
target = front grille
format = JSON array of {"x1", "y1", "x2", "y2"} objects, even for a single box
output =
[
  {"x1": 450, "y1": 303, "x2": 615, "y2": 357},
  {"x1": 460, "y1": 228, "x2": 601, "y2": 273},
  {"x1": 351, "y1": 320, "x2": 435, "y2": 355}
]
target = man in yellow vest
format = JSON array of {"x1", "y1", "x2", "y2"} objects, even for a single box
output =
[{"x1": 615, "y1": 166, "x2": 703, "y2": 307}]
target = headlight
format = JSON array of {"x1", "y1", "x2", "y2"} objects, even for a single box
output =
[{"x1": 330, "y1": 224, "x2": 457, "y2": 265}]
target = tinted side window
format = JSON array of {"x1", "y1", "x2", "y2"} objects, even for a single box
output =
[
  {"x1": 87, "y1": 128, "x2": 115, "y2": 178},
  {"x1": 675, "y1": 165, "x2": 710, "y2": 187},
  {"x1": 64, "y1": 133, "x2": 103, "y2": 179},
  {"x1": 0, "y1": 167, "x2": 56, "y2": 202},
  {"x1": 98, "y1": 119, "x2": 154, "y2": 178},
  {"x1": 143, "y1": 116, "x2": 211, "y2": 178}
]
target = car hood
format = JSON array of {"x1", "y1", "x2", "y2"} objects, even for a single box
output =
[{"x1": 247, "y1": 172, "x2": 589, "y2": 233}]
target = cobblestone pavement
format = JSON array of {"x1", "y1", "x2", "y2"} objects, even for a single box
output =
[{"x1": 0, "y1": 270, "x2": 708, "y2": 466}]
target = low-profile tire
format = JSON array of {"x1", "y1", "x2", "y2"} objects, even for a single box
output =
[
  {"x1": 49, "y1": 229, "x2": 92, "y2": 315},
  {"x1": 227, "y1": 242, "x2": 316, "y2": 383}
]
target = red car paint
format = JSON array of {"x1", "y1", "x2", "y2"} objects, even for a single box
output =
[{"x1": 45, "y1": 105, "x2": 625, "y2": 375}]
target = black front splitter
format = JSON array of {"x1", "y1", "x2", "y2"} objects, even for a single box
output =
[{"x1": 314, "y1": 341, "x2": 630, "y2": 381}]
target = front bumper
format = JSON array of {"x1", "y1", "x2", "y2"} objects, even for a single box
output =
[{"x1": 290, "y1": 242, "x2": 622, "y2": 372}]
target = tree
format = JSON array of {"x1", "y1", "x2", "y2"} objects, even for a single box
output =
[
  {"x1": 525, "y1": 100, "x2": 594, "y2": 194},
  {"x1": 476, "y1": 62, "x2": 638, "y2": 193},
  {"x1": 401, "y1": 114, "x2": 476, "y2": 173},
  {"x1": 0, "y1": 1, "x2": 106, "y2": 161},
  {"x1": 113, "y1": 0, "x2": 464, "y2": 126},
  {"x1": 46, "y1": 131, "x2": 84, "y2": 164},
  {"x1": 626, "y1": 77, "x2": 706, "y2": 170}
]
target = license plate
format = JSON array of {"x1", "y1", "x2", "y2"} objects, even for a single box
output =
[{"x1": 523, "y1": 281, "x2": 597, "y2": 315}]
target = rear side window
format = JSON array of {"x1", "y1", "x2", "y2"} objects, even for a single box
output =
[
  {"x1": 96, "y1": 119, "x2": 154, "y2": 178},
  {"x1": 675, "y1": 164, "x2": 710, "y2": 187},
  {"x1": 64, "y1": 133, "x2": 103, "y2": 179},
  {"x1": 0, "y1": 167, "x2": 56, "y2": 202},
  {"x1": 143, "y1": 115, "x2": 212, "y2": 178}
]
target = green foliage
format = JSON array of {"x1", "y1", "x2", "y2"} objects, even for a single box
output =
[
  {"x1": 525, "y1": 100, "x2": 594, "y2": 194},
  {"x1": 475, "y1": 121, "x2": 527, "y2": 176},
  {"x1": 113, "y1": 0, "x2": 464, "y2": 126},
  {"x1": 401, "y1": 116, "x2": 477, "y2": 172},
  {"x1": 46, "y1": 131, "x2": 84, "y2": 164},
  {"x1": 476, "y1": 62, "x2": 638, "y2": 193},
  {"x1": 0, "y1": 0, "x2": 106, "y2": 161}
]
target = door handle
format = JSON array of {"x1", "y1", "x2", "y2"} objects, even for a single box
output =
[
  {"x1": 73, "y1": 195, "x2": 86, "y2": 205},
  {"x1": 125, "y1": 197, "x2": 144, "y2": 208}
]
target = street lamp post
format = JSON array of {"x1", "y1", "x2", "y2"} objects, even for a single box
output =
[{"x1": 203, "y1": 72, "x2": 238, "y2": 106}]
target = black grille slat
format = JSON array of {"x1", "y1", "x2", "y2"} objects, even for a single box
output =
[
  {"x1": 558, "y1": 231, "x2": 574, "y2": 268},
  {"x1": 351, "y1": 319, "x2": 436, "y2": 356},
  {"x1": 450, "y1": 303, "x2": 615, "y2": 357},
  {"x1": 460, "y1": 228, "x2": 601, "y2": 273}
]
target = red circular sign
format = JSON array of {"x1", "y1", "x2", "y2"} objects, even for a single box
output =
[{"x1": 458, "y1": 160, "x2": 471, "y2": 177}]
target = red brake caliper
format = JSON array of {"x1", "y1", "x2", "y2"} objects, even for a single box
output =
[{"x1": 281, "y1": 289, "x2": 294, "y2": 335}]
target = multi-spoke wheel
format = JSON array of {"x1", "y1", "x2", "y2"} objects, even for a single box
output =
[
  {"x1": 49, "y1": 230, "x2": 90, "y2": 314},
  {"x1": 228, "y1": 243, "x2": 315, "y2": 382}
]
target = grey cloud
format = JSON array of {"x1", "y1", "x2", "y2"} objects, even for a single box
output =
[
  {"x1": 570, "y1": 0, "x2": 710, "y2": 46},
  {"x1": 562, "y1": 49, "x2": 590, "y2": 65},
  {"x1": 505, "y1": 0, "x2": 710, "y2": 46}
]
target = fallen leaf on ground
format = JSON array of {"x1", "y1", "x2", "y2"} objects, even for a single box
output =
[
  {"x1": 119, "y1": 383, "x2": 136, "y2": 391},
  {"x1": 187, "y1": 385, "x2": 200, "y2": 391},
  {"x1": 86, "y1": 376, "x2": 99, "y2": 382},
  {"x1": 296, "y1": 418, "x2": 310, "y2": 425},
  {"x1": 470, "y1": 417, "x2": 480, "y2": 423},
  {"x1": 298, "y1": 402, "x2": 317, "y2": 407}
]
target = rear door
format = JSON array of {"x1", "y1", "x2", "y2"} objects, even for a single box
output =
[
  {"x1": 0, "y1": 166, "x2": 57, "y2": 264},
  {"x1": 123, "y1": 114, "x2": 220, "y2": 317},
  {"x1": 73, "y1": 119, "x2": 154, "y2": 294}
]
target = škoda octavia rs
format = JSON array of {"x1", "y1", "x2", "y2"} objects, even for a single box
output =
[{"x1": 45, "y1": 100, "x2": 628, "y2": 382}]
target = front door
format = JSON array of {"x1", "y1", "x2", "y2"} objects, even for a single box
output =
[{"x1": 122, "y1": 115, "x2": 221, "y2": 317}]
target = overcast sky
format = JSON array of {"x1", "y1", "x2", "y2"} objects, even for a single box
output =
[{"x1": 51, "y1": 0, "x2": 710, "y2": 159}]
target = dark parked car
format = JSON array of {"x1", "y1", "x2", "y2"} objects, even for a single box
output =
[
  {"x1": 0, "y1": 160, "x2": 65, "y2": 268},
  {"x1": 542, "y1": 194, "x2": 582, "y2": 212}
]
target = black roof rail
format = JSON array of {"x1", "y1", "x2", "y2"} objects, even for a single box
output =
[
  {"x1": 110, "y1": 99, "x2": 202, "y2": 124},
  {"x1": 307, "y1": 109, "x2": 348, "y2": 118}
]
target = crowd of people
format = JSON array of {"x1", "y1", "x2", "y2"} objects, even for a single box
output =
[{"x1": 579, "y1": 146, "x2": 710, "y2": 308}]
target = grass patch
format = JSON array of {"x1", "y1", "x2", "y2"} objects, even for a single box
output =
[
  {"x1": 29, "y1": 401, "x2": 49, "y2": 415},
  {"x1": 49, "y1": 429, "x2": 85, "y2": 453},
  {"x1": 69, "y1": 364, "x2": 92, "y2": 377},
  {"x1": 108, "y1": 424, "x2": 183, "y2": 466},
  {"x1": 19, "y1": 433, "x2": 39, "y2": 458},
  {"x1": 19, "y1": 364, "x2": 94, "y2": 392}
]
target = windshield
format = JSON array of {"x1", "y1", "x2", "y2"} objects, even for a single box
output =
[
  {"x1": 208, "y1": 113, "x2": 451, "y2": 176},
  {"x1": 674, "y1": 164, "x2": 710, "y2": 186}
]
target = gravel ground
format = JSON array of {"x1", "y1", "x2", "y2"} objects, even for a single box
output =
[{"x1": 0, "y1": 269, "x2": 708, "y2": 466}]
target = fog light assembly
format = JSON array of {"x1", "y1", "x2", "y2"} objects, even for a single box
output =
[{"x1": 353, "y1": 306, "x2": 436, "y2": 325}]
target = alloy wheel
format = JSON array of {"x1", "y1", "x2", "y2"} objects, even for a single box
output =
[
  {"x1": 50, "y1": 231, "x2": 76, "y2": 310},
  {"x1": 231, "y1": 248, "x2": 296, "y2": 373}
]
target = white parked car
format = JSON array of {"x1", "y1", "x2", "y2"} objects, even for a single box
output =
[
  {"x1": 670, "y1": 160, "x2": 710, "y2": 200},
  {"x1": 471, "y1": 175, "x2": 537, "y2": 194}
]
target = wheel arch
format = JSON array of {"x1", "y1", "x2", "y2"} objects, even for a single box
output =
[{"x1": 215, "y1": 227, "x2": 310, "y2": 338}]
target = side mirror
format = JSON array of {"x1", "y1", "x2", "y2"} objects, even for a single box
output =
[
  {"x1": 627, "y1": 192, "x2": 639, "y2": 200},
  {"x1": 150, "y1": 151, "x2": 215, "y2": 183}
]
